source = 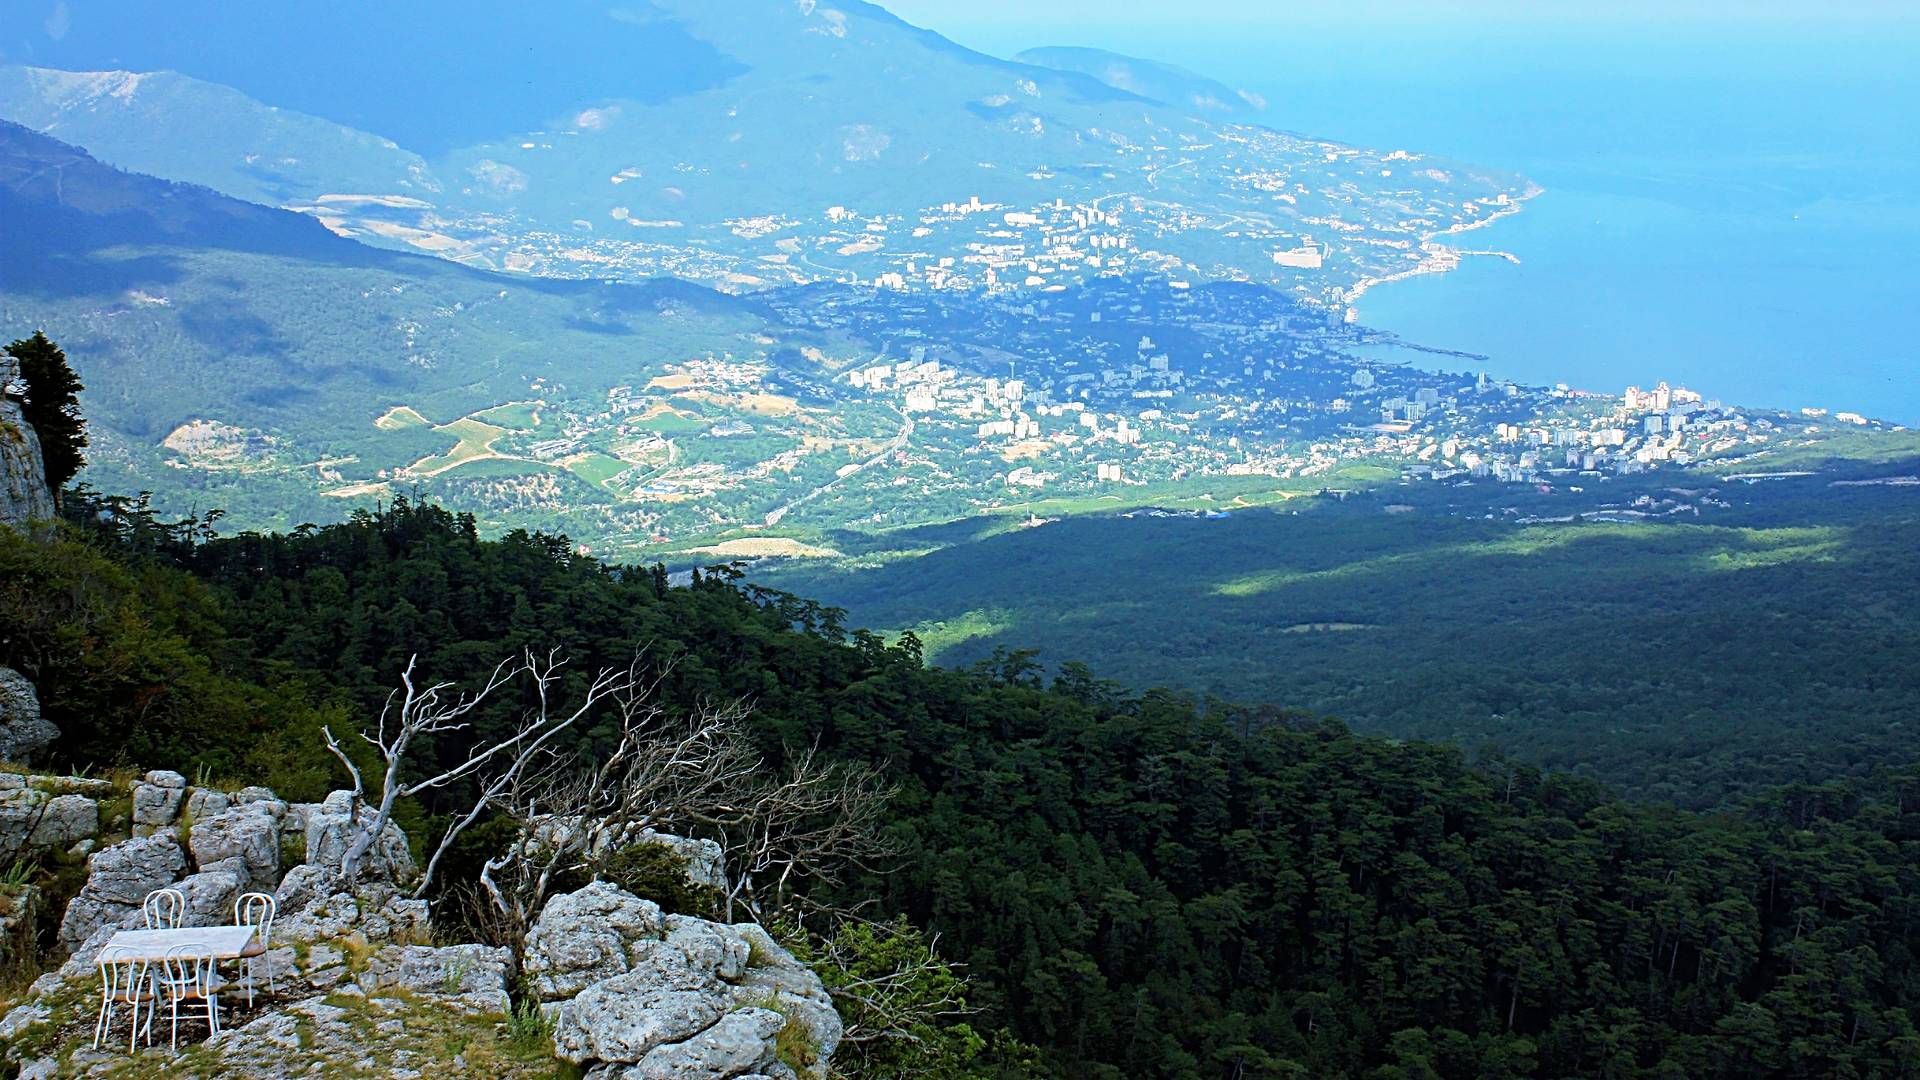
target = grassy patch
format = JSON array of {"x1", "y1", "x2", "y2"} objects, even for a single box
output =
[
  {"x1": 471, "y1": 402, "x2": 543, "y2": 431},
  {"x1": 373, "y1": 406, "x2": 432, "y2": 432},
  {"x1": 408, "y1": 418, "x2": 512, "y2": 477},
  {"x1": 560, "y1": 451, "x2": 630, "y2": 488}
]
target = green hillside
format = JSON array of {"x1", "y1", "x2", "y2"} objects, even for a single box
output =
[
  {"x1": 0, "y1": 121, "x2": 894, "y2": 540},
  {"x1": 757, "y1": 458, "x2": 1920, "y2": 808},
  {"x1": 5, "y1": 496, "x2": 1919, "y2": 1079}
]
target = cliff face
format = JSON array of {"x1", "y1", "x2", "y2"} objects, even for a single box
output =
[{"x1": 0, "y1": 352, "x2": 55, "y2": 529}]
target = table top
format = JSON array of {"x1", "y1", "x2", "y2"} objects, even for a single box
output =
[{"x1": 100, "y1": 925, "x2": 262, "y2": 963}]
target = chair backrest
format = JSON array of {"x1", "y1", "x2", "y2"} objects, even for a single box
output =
[
  {"x1": 161, "y1": 944, "x2": 217, "y2": 996},
  {"x1": 233, "y1": 891, "x2": 276, "y2": 936},
  {"x1": 96, "y1": 946, "x2": 148, "y2": 1001},
  {"x1": 142, "y1": 887, "x2": 186, "y2": 929}
]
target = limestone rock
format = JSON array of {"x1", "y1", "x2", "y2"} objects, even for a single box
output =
[
  {"x1": 273, "y1": 863, "x2": 330, "y2": 913},
  {"x1": 665, "y1": 914, "x2": 751, "y2": 981},
  {"x1": 186, "y1": 787, "x2": 232, "y2": 819},
  {"x1": 305, "y1": 790, "x2": 415, "y2": 883},
  {"x1": 359, "y1": 943, "x2": 512, "y2": 1014},
  {"x1": 524, "y1": 881, "x2": 667, "y2": 1000},
  {"x1": 174, "y1": 869, "x2": 243, "y2": 927},
  {"x1": 551, "y1": 977, "x2": 729, "y2": 1065},
  {"x1": 0, "y1": 1001, "x2": 51, "y2": 1054},
  {"x1": 0, "y1": 352, "x2": 55, "y2": 531},
  {"x1": 531, "y1": 883, "x2": 838, "y2": 1077},
  {"x1": 57, "y1": 831, "x2": 188, "y2": 951},
  {"x1": 233, "y1": 786, "x2": 288, "y2": 817},
  {"x1": 0, "y1": 667, "x2": 56, "y2": 763},
  {"x1": 728, "y1": 924, "x2": 841, "y2": 1075},
  {"x1": 273, "y1": 874, "x2": 428, "y2": 949},
  {"x1": 281, "y1": 802, "x2": 313, "y2": 835},
  {"x1": 632, "y1": 828, "x2": 730, "y2": 892},
  {"x1": 631, "y1": 1006, "x2": 785, "y2": 1080},
  {"x1": 131, "y1": 772, "x2": 187, "y2": 827},
  {"x1": 189, "y1": 802, "x2": 283, "y2": 890},
  {"x1": 0, "y1": 788, "x2": 96, "y2": 852}
]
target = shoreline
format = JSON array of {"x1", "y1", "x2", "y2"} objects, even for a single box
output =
[{"x1": 1341, "y1": 183, "x2": 1541, "y2": 312}]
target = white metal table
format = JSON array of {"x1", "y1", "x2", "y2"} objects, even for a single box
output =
[{"x1": 100, "y1": 925, "x2": 263, "y2": 963}]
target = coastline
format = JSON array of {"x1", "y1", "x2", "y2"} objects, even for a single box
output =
[{"x1": 1341, "y1": 182, "x2": 1541, "y2": 314}]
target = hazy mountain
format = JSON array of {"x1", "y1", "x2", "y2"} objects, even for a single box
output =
[
  {"x1": 0, "y1": 121, "x2": 818, "y2": 539},
  {"x1": 0, "y1": 66, "x2": 433, "y2": 209},
  {"x1": 1014, "y1": 46, "x2": 1269, "y2": 121},
  {"x1": 0, "y1": 115, "x2": 378, "y2": 269},
  {"x1": 0, "y1": 0, "x2": 1527, "y2": 296}
]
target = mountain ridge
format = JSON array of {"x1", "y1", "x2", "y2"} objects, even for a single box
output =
[{"x1": 0, "y1": 0, "x2": 1528, "y2": 298}]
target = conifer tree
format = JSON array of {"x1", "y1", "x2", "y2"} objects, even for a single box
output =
[{"x1": 5, "y1": 332, "x2": 87, "y2": 504}]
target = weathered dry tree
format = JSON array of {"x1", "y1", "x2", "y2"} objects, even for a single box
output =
[
  {"x1": 324, "y1": 649, "x2": 896, "y2": 950},
  {"x1": 477, "y1": 692, "x2": 896, "y2": 937},
  {"x1": 320, "y1": 649, "x2": 645, "y2": 889},
  {"x1": 703, "y1": 745, "x2": 896, "y2": 924}
]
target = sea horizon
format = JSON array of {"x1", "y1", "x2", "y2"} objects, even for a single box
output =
[{"x1": 938, "y1": 16, "x2": 1920, "y2": 424}]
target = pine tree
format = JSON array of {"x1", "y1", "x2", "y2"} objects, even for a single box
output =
[{"x1": 5, "y1": 332, "x2": 87, "y2": 503}]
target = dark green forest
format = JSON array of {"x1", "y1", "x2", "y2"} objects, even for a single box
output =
[
  {"x1": 764, "y1": 469, "x2": 1920, "y2": 810},
  {"x1": 5, "y1": 494, "x2": 1919, "y2": 1078}
]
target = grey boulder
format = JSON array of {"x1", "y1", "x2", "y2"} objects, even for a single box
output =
[
  {"x1": 189, "y1": 803, "x2": 283, "y2": 890},
  {"x1": 523, "y1": 881, "x2": 667, "y2": 1000},
  {"x1": 0, "y1": 667, "x2": 56, "y2": 763},
  {"x1": 57, "y1": 832, "x2": 188, "y2": 951}
]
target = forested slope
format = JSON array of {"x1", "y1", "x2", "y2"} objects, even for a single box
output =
[
  {"x1": 764, "y1": 468, "x2": 1920, "y2": 810},
  {"x1": 3, "y1": 498, "x2": 1918, "y2": 1078}
]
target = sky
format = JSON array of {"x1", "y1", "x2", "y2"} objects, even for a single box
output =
[
  {"x1": 881, "y1": 0, "x2": 1920, "y2": 55},
  {"x1": 882, "y1": 0, "x2": 1915, "y2": 23}
]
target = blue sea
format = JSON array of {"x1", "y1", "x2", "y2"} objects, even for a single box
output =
[{"x1": 962, "y1": 17, "x2": 1920, "y2": 423}]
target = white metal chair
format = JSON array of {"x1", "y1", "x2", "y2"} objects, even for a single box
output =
[
  {"x1": 92, "y1": 946, "x2": 154, "y2": 1052},
  {"x1": 155, "y1": 943, "x2": 224, "y2": 1049},
  {"x1": 232, "y1": 891, "x2": 277, "y2": 1005},
  {"x1": 141, "y1": 887, "x2": 186, "y2": 929}
]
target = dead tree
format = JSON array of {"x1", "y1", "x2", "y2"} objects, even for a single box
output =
[
  {"x1": 478, "y1": 695, "x2": 897, "y2": 935},
  {"x1": 321, "y1": 650, "x2": 642, "y2": 890},
  {"x1": 700, "y1": 745, "x2": 896, "y2": 924}
]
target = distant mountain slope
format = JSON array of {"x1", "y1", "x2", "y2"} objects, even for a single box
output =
[
  {"x1": 0, "y1": 66, "x2": 434, "y2": 208},
  {"x1": 1014, "y1": 46, "x2": 1269, "y2": 121},
  {"x1": 0, "y1": 121, "x2": 838, "y2": 540},
  {"x1": 0, "y1": 1, "x2": 1530, "y2": 298},
  {"x1": 0, "y1": 115, "x2": 376, "y2": 264}
]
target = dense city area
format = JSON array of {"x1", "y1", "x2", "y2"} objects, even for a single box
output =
[{"x1": 354, "y1": 276, "x2": 1897, "y2": 551}]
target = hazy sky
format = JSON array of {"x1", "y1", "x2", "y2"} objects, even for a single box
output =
[
  {"x1": 883, "y1": 0, "x2": 1919, "y2": 52},
  {"x1": 884, "y1": 0, "x2": 1914, "y2": 23}
]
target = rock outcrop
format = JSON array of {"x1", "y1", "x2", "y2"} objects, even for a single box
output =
[
  {"x1": 0, "y1": 667, "x2": 57, "y2": 763},
  {"x1": 0, "y1": 351, "x2": 55, "y2": 531},
  {"x1": 303, "y1": 789, "x2": 415, "y2": 881},
  {"x1": 0, "y1": 774, "x2": 844, "y2": 1080},
  {"x1": 188, "y1": 801, "x2": 284, "y2": 892},
  {"x1": 530, "y1": 882, "x2": 840, "y2": 1079},
  {"x1": 359, "y1": 943, "x2": 514, "y2": 1015},
  {"x1": 131, "y1": 769, "x2": 187, "y2": 829},
  {"x1": 0, "y1": 784, "x2": 97, "y2": 854},
  {"x1": 56, "y1": 831, "x2": 189, "y2": 952}
]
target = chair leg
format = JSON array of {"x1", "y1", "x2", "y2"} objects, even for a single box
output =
[
  {"x1": 94, "y1": 999, "x2": 109, "y2": 1050},
  {"x1": 170, "y1": 995, "x2": 180, "y2": 1051}
]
